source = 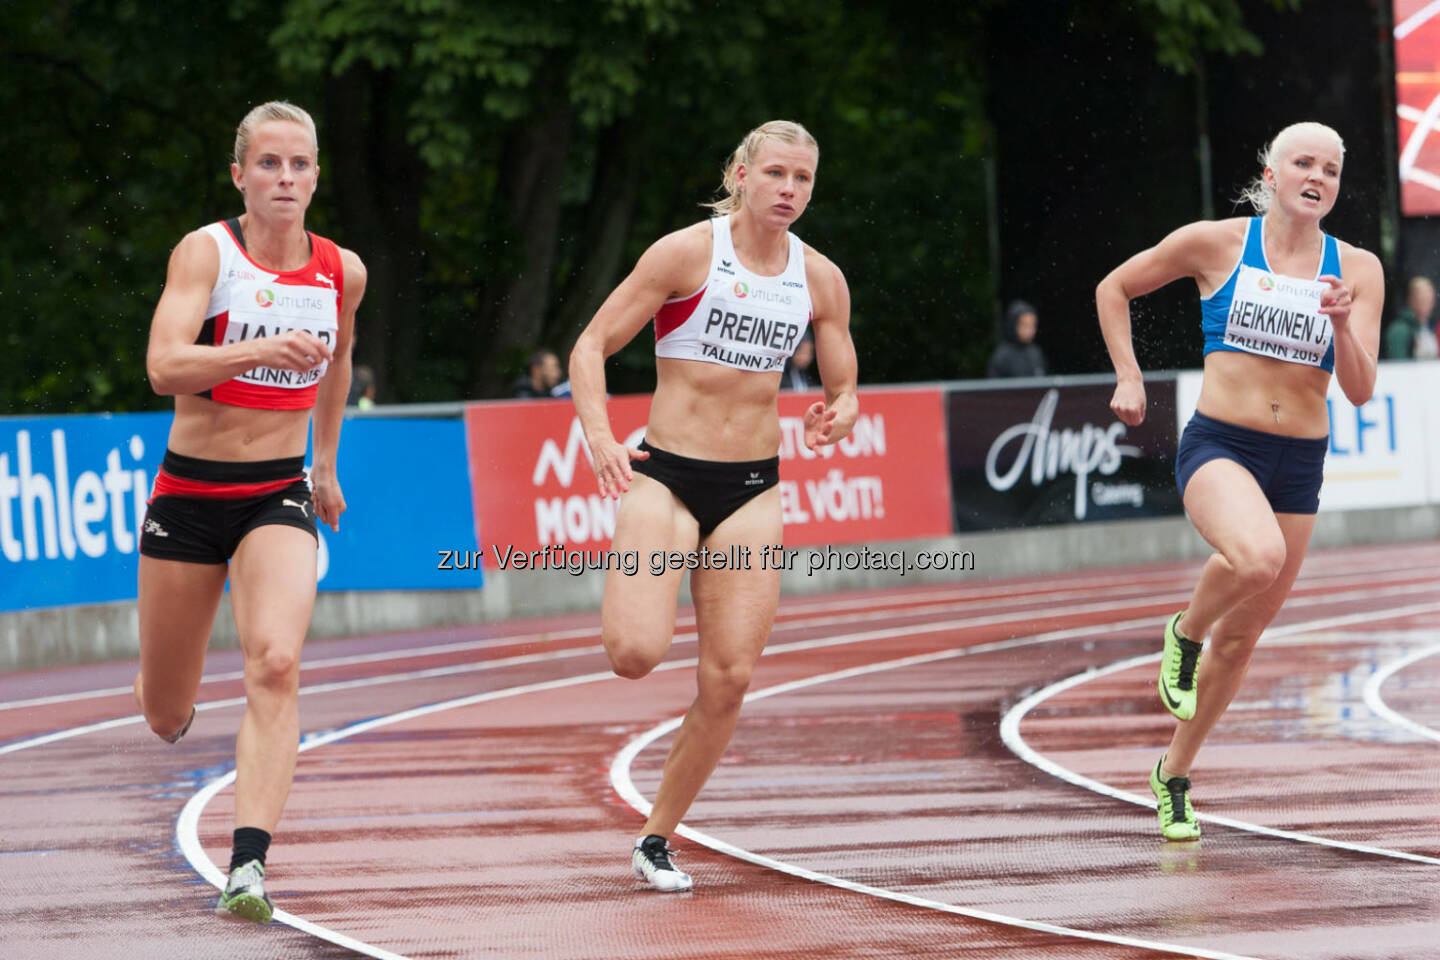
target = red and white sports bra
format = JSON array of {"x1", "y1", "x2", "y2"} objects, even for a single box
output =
[
  {"x1": 653, "y1": 215, "x2": 811, "y2": 373},
  {"x1": 194, "y1": 218, "x2": 343, "y2": 410}
]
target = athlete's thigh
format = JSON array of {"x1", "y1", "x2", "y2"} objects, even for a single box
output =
[
  {"x1": 229, "y1": 524, "x2": 318, "y2": 663},
  {"x1": 1212, "y1": 512, "x2": 1316, "y2": 639},
  {"x1": 603, "y1": 473, "x2": 699, "y2": 647},
  {"x1": 1182, "y1": 458, "x2": 1284, "y2": 556},
  {"x1": 138, "y1": 555, "x2": 228, "y2": 706},
  {"x1": 691, "y1": 487, "x2": 782, "y2": 668}
]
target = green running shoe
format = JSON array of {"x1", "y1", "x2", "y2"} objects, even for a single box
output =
[
  {"x1": 1158, "y1": 611, "x2": 1202, "y2": 720},
  {"x1": 215, "y1": 859, "x2": 274, "y2": 924},
  {"x1": 1149, "y1": 757, "x2": 1201, "y2": 841}
]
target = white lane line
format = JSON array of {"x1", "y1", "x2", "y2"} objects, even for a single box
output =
[
  {"x1": 5, "y1": 558, "x2": 1428, "y2": 716},
  {"x1": 609, "y1": 634, "x2": 1269, "y2": 960},
  {"x1": 0, "y1": 555, "x2": 1422, "y2": 713},
  {"x1": 1363, "y1": 643, "x2": 1440, "y2": 743},
  {"x1": 998, "y1": 601, "x2": 1440, "y2": 867},
  {"x1": 607, "y1": 602, "x2": 1440, "y2": 959},
  {"x1": 1397, "y1": 0, "x2": 1440, "y2": 39},
  {"x1": 174, "y1": 610, "x2": 1215, "y2": 960},
  {"x1": 10, "y1": 575, "x2": 1439, "y2": 756},
  {"x1": 1400, "y1": 93, "x2": 1440, "y2": 178},
  {"x1": 177, "y1": 667, "x2": 635, "y2": 960},
  {"x1": 31, "y1": 580, "x2": 1440, "y2": 955}
]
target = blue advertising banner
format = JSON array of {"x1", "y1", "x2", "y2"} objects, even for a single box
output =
[
  {"x1": 0, "y1": 413, "x2": 479, "y2": 613},
  {"x1": 317, "y1": 417, "x2": 481, "y2": 592},
  {"x1": 0, "y1": 412, "x2": 173, "y2": 611}
]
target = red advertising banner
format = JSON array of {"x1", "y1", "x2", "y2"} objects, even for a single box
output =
[
  {"x1": 463, "y1": 388, "x2": 951, "y2": 564},
  {"x1": 1396, "y1": 1, "x2": 1440, "y2": 215}
]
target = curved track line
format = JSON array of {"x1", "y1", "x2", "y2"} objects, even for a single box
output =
[
  {"x1": 1362, "y1": 642, "x2": 1440, "y2": 743},
  {"x1": 610, "y1": 636, "x2": 1267, "y2": 960},
  {"x1": 176, "y1": 614, "x2": 1174, "y2": 960},
  {"x1": 4, "y1": 554, "x2": 1426, "y2": 712},
  {"x1": 999, "y1": 601, "x2": 1440, "y2": 867},
  {"x1": 46, "y1": 584, "x2": 1440, "y2": 956},
  {"x1": 13, "y1": 574, "x2": 1438, "y2": 754},
  {"x1": 1399, "y1": 92, "x2": 1440, "y2": 178},
  {"x1": 1396, "y1": 0, "x2": 1440, "y2": 39}
]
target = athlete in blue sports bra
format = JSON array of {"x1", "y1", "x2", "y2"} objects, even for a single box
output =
[{"x1": 1095, "y1": 122, "x2": 1383, "y2": 842}]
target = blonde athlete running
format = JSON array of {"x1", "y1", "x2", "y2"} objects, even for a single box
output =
[
  {"x1": 1097, "y1": 122, "x2": 1382, "y2": 840},
  {"x1": 135, "y1": 101, "x2": 366, "y2": 921},
  {"x1": 571, "y1": 120, "x2": 858, "y2": 891}
]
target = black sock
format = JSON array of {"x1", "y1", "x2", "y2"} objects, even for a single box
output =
[{"x1": 229, "y1": 827, "x2": 271, "y2": 874}]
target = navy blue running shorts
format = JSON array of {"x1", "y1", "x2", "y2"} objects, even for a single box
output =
[{"x1": 1174, "y1": 411, "x2": 1327, "y2": 515}]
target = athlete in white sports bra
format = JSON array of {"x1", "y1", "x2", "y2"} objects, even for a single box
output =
[{"x1": 570, "y1": 120, "x2": 858, "y2": 892}]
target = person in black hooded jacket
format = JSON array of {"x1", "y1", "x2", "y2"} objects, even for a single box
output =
[{"x1": 987, "y1": 300, "x2": 1048, "y2": 378}]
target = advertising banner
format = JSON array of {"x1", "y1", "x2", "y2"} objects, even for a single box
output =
[
  {"x1": 464, "y1": 388, "x2": 953, "y2": 565},
  {"x1": 948, "y1": 382, "x2": 1183, "y2": 531},
  {"x1": 0, "y1": 413, "x2": 479, "y2": 613},
  {"x1": 1175, "y1": 364, "x2": 1431, "y2": 511},
  {"x1": 0, "y1": 412, "x2": 172, "y2": 611},
  {"x1": 319, "y1": 417, "x2": 482, "y2": 591},
  {"x1": 1395, "y1": 1, "x2": 1440, "y2": 215}
]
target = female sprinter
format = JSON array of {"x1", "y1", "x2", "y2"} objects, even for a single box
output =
[
  {"x1": 570, "y1": 120, "x2": 858, "y2": 890},
  {"x1": 135, "y1": 101, "x2": 366, "y2": 921},
  {"x1": 1096, "y1": 121, "x2": 1382, "y2": 840}
]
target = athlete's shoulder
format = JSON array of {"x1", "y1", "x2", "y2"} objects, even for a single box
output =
[
  {"x1": 634, "y1": 220, "x2": 713, "y2": 289},
  {"x1": 801, "y1": 243, "x2": 848, "y2": 319},
  {"x1": 338, "y1": 245, "x2": 366, "y2": 279},
  {"x1": 1335, "y1": 238, "x2": 1382, "y2": 281},
  {"x1": 648, "y1": 219, "x2": 713, "y2": 260},
  {"x1": 1172, "y1": 216, "x2": 1247, "y2": 244},
  {"x1": 800, "y1": 241, "x2": 845, "y2": 289},
  {"x1": 168, "y1": 227, "x2": 222, "y2": 280},
  {"x1": 1154, "y1": 217, "x2": 1246, "y2": 262}
]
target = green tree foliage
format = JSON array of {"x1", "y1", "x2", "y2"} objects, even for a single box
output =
[
  {"x1": 2, "y1": 0, "x2": 1333, "y2": 412},
  {"x1": 1135, "y1": 0, "x2": 1302, "y2": 74},
  {"x1": 0, "y1": 0, "x2": 299, "y2": 413}
]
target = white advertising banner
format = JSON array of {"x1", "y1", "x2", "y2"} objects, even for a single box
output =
[{"x1": 1173, "y1": 361, "x2": 1432, "y2": 512}]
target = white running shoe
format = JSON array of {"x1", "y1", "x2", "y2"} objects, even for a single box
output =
[{"x1": 632, "y1": 835, "x2": 693, "y2": 892}]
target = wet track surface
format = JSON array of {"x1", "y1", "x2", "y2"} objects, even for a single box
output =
[{"x1": 3, "y1": 543, "x2": 1438, "y2": 959}]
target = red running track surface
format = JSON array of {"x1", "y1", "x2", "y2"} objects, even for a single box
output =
[{"x1": 2, "y1": 543, "x2": 1438, "y2": 959}]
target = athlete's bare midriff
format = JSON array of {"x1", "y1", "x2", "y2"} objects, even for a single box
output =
[
  {"x1": 166, "y1": 394, "x2": 312, "y2": 461},
  {"x1": 646, "y1": 357, "x2": 785, "y2": 460},
  {"x1": 1195, "y1": 351, "x2": 1330, "y2": 437}
]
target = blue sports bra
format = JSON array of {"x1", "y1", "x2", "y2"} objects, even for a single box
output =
[{"x1": 1200, "y1": 217, "x2": 1339, "y2": 373}]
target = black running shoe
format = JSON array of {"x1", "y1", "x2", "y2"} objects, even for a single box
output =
[{"x1": 632, "y1": 834, "x2": 693, "y2": 892}]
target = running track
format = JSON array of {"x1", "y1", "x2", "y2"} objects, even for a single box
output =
[{"x1": 2, "y1": 543, "x2": 1438, "y2": 959}]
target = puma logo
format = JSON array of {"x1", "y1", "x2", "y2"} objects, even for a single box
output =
[
  {"x1": 315, "y1": 272, "x2": 336, "y2": 289},
  {"x1": 144, "y1": 518, "x2": 169, "y2": 538},
  {"x1": 283, "y1": 498, "x2": 310, "y2": 517}
]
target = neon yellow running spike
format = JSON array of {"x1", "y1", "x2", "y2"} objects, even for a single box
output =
[
  {"x1": 1158, "y1": 611, "x2": 1202, "y2": 720},
  {"x1": 1150, "y1": 757, "x2": 1201, "y2": 841},
  {"x1": 215, "y1": 860, "x2": 274, "y2": 924}
]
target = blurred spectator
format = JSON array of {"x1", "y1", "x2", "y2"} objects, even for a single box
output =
[
  {"x1": 1384, "y1": 276, "x2": 1436, "y2": 360},
  {"x1": 513, "y1": 349, "x2": 562, "y2": 398},
  {"x1": 987, "y1": 300, "x2": 1047, "y2": 378},
  {"x1": 347, "y1": 364, "x2": 376, "y2": 409},
  {"x1": 782, "y1": 332, "x2": 815, "y2": 390}
]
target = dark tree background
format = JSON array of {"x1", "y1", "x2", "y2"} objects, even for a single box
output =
[{"x1": 0, "y1": 0, "x2": 1404, "y2": 413}]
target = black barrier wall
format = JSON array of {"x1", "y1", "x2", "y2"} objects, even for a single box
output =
[{"x1": 947, "y1": 381, "x2": 1182, "y2": 531}]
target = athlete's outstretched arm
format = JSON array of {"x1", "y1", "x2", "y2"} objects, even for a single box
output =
[
  {"x1": 1095, "y1": 221, "x2": 1228, "y2": 426},
  {"x1": 146, "y1": 231, "x2": 333, "y2": 396},
  {"x1": 806, "y1": 254, "x2": 857, "y2": 450},
  {"x1": 1324, "y1": 247, "x2": 1384, "y2": 407},
  {"x1": 311, "y1": 249, "x2": 367, "y2": 532},
  {"x1": 570, "y1": 227, "x2": 706, "y2": 498}
]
